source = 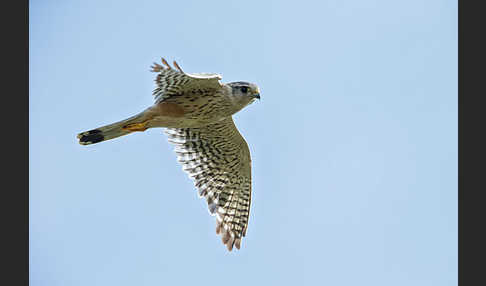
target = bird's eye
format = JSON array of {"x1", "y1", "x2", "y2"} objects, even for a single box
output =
[{"x1": 240, "y1": 86, "x2": 248, "y2": 93}]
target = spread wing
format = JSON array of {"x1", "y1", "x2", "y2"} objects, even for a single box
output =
[
  {"x1": 164, "y1": 117, "x2": 252, "y2": 251},
  {"x1": 150, "y1": 58, "x2": 223, "y2": 103}
]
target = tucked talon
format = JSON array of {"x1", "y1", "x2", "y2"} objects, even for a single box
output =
[{"x1": 122, "y1": 122, "x2": 149, "y2": 132}]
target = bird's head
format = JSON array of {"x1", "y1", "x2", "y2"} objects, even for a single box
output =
[{"x1": 227, "y1": 81, "x2": 260, "y2": 111}]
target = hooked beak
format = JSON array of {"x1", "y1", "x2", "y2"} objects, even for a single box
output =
[{"x1": 253, "y1": 87, "x2": 261, "y2": 100}]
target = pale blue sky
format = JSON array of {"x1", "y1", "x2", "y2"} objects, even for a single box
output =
[{"x1": 30, "y1": 0, "x2": 457, "y2": 285}]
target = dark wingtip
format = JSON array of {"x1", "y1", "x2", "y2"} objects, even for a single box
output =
[{"x1": 77, "y1": 129, "x2": 104, "y2": 145}]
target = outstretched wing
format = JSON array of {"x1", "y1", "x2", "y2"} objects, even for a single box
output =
[
  {"x1": 164, "y1": 117, "x2": 252, "y2": 251},
  {"x1": 150, "y1": 58, "x2": 223, "y2": 103}
]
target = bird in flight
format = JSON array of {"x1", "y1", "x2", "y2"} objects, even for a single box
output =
[{"x1": 77, "y1": 58, "x2": 260, "y2": 251}]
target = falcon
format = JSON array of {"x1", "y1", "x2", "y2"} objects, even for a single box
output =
[{"x1": 76, "y1": 58, "x2": 260, "y2": 251}]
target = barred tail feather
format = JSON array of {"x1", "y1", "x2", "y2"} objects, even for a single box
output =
[{"x1": 77, "y1": 113, "x2": 145, "y2": 145}]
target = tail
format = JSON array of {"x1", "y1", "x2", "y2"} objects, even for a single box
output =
[{"x1": 77, "y1": 113, "x2": 148, "y2": 145}]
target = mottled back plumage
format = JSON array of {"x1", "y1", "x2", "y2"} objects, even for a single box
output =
[{"x1": 77, "y1": 58, "x2": 260, "y2": 251}]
